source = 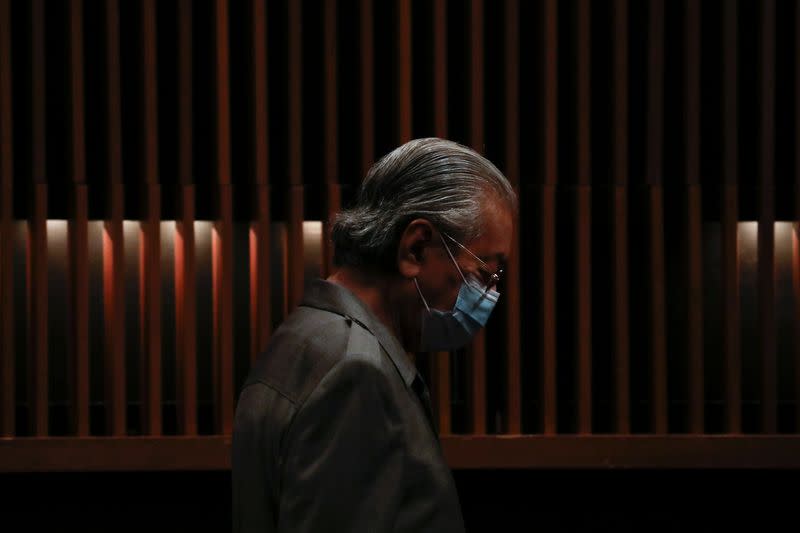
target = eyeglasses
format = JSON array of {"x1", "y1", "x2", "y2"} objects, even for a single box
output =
[{"x1": 440, "y1": 232, "x2": 504, "y2": 290}]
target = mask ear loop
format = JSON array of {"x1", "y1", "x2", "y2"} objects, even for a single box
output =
[
  {"x1": 439, "y1": 233, "x2": 470, "y2": 285},
  {"x1": 413, "y1": 278, "x2": 432, "y2": 313}
]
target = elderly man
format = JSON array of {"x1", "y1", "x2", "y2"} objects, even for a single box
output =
[{"x1": 232, "y1": 138, "x2": 516, "y2": 532}]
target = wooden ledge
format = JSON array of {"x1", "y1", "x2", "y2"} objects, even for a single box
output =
[{"x1": 1, "y1": 434, "x2": 799, "y2": 472}]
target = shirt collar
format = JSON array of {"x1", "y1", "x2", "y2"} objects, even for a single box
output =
[{"x1": 299, "y1": 279, "x2": 417, "y2": 387}]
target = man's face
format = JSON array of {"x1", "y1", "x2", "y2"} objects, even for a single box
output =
[{"x1": 416, "y1": 200, "x2": 514, "y2": 314}]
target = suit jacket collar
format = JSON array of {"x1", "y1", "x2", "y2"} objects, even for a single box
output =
[{"x1": 300, "y1": 278, "x2": 417, "y2": 387}]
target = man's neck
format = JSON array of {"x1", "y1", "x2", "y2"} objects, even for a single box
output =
[{"x1": 327, "y1": 266, "x2": 408, "y2": 353}]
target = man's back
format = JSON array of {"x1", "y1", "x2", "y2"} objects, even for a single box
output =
[{"x1": 232, "y1": 280, "x2": 465, "y2": 532}]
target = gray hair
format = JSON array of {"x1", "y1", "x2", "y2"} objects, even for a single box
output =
[{"x1": 332, "y1": 137, "x2": 517, "y2": 272}]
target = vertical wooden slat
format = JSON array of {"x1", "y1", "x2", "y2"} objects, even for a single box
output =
[
  {"x1": 433, "y1": 0, "x2": 447, "y2": 139},
  {"x1": 175, "y1": 0, "x2": 196, "y2": 435},
  {"x1": 542, "y1": 0, "x2": 558, "y2": 435},
  {"x1": 575, "y1": 0, "x2": 592, "y2": 434},
  {"x1": 360, "y1": 0, "x2": 374, "y2": 176},
  {"x1": 249, "y1": 0, "x2": 271, "y2": 363},
  {"x1": 0, "y1": 0, "x2": 15, "y2": 436},
  {"x1": 795, "y1": 0, "x2": 800, "y2": 435},
  {"x1": 722, "y1": 0, "x2": 741, "y2": 434},
  {"x1": 214, "y1": 0, "x2": 234, "y2": 435},
  {"x1": 758, "y1": 0, "x2": 776, "y2": 434},
  {"x1": 611, "y1": 0, "x2": 630, "y2": 435},
  {"x1": 647, "y1": 0, "x2": 668, "y2": 434},
  {"x1": 323, "y1": 0, "x2": 340, "y2": 277},
  {"x1": 140, "y1": 0, "x2": 161, "y2": 436},
  {"x1": 29, "y1": 0, "x2": 48, "y2": 437},
  {"x1": 504, "y1": 0, "x2": 521, "y2": 435},
  {"x1": 287, "y1": 0, "x2": 305, "y2": 312},
  {"x1": 104, "y1": 0, "x2": 126, "y2": 437},
  {"x1": 431, "y1": 0, "x2": 451, "y2": 435},
  {"x1": 68, "y1": 0, "x2": 90, "y2": 437},
  {"x1": 685, "y1": 0, "x2": 704, "y2": 434},
  {"x1": 794, "y1": 225, "x2": 800, "y2": 433},
  {"x1": 468, "y1": 0, "x2": 486, "y2": 435},
  {"x1": 397, "y1": 0, "x2": 412, "y2": 143}
]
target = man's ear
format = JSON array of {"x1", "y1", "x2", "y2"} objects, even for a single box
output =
[{"x1": 397, "y1": 219, "x2": 434, "y2": 278}]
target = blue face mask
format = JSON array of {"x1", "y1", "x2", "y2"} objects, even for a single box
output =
[{"x1": 414, "y1": 235, "x2": 501, "y2": 352}]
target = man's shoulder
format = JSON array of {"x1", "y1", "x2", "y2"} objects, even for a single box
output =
[{"x1": 244, "y1": 305, "x2": 385, "y2": 407}]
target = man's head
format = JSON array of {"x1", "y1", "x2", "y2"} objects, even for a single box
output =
[{"x1": 331, "y1": 137, "x2": 517, "y2": 351}]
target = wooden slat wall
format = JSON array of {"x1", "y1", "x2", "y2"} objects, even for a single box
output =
[
  {"x1": 103, "y1": 0, "x2": 126, "y2": 437},
  {"x1": 611, "y1": 0, "x2": 630, "y2": 435},
  {"x1": 795, "y1": 0, "x2": 800, "y2": 435},
  {"x1": 2, "y1": 0, "x2": 800, "y2": 469},
  {"x1": 249, "y1": 0, "x2": 271, "y2": 364},
  {"x1": 431, "y1": 0, "x2": 451, "y2": 436},
  {"x1": 722, "y1": 0, "x2": 741, "y2": 435},
  {"x1": 685, "y1": 0, "x2": 704, "y2": 434},
  {"x1": 213, "y1": 0, "x2": 234, "y2": 436},
  {"x1": 0, "y1": 0, "x2": 14, "y2": 437},
  {"x1": 29, "y1": 0, "x2": 48, "y2": 437},
  {"x1": 175, "y1": 0, "x2": 197, "y2": 435},
  {"x1": 504, "y1": 0, "x2": 521, "y2": 435},
  {"x1": 541, "y1": 0, "x2": 558, "y2": 436},
  {"x1": 575, "y1": 0, "x2": 592, "y2": 435},
  {"x1": 468, "y1": 0, "x2": 486, "y2": 435},
  {"x1": 646, "y1": 0, "x2": 668, "y2": 434},
  {"x1": 758, "y1": 0, "x2": 777, "y2": 435},
  {"x1": 140, "y1": 0, "x2": 162, "y2": 437},
  {"x1": 67, "y1": 0, "x2": 90, "y2": 437}
]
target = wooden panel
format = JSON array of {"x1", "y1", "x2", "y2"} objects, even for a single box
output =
[
  {"x1": 541, "y1": 186, "x2": 557, "y2": 434},
  {"x1": 213, "y1": 188, "x2": 233, "y2": 435},
  {"x1": 467, "y1": 0, "x2": 486, "y2": 435},
  {"x1": 758, "y1": 0, "x2": 776, "y2": 434},
  {"x1": 575, "y1": 0, "x2": 591, "y2": 434},
  {"x1": 612, "y1": 0, "x2": 630, "y2": 434},
  {"x1": 323, "y1": 0, "x2": 340, "y2": 277},
  {"x1": 795, "y1": 0, "x2": 800, "y2": 435},
  {"x1": 249, "y1": 0, "x2": 270, "y2": 362},
  {"x1": 360, "y1": 0, "x2": 374, "y2": 175},
  {"x1": 433, "y1": 0, "x2": 447, "y2": 138},
  {"x1": 722, "y1": 0, "x2": 741, "y2": 434},
  {"x1": 29, "y1": 0, "x2": 47, "y2": 436},
  {"x1": 0, "y1": 0, "x2": 14, "y2": 437},
  {"x1": 4, "y1": 435, "x2": 800, "y2": 472},
  {"x1": 140, "y1": 0, "x2": 161, "y2": 436},
  {"x1": 470, "y1": 0, "x2": 483, "y2": 150},
  {"x1": 68, "y1": 0, "x2": 89, "y2": 437},
  {"x1": 175, "y1": 0, "x2": 196, "y2": 436},
  {"x1": 68, "y1": 188, "x2": 89, "y2": 436},
  {"x1": 794, "y1": 226, "x2": 800, "y2": 433},
  {"x1": 647, "y1": 0, "x2": 667, "y2": 433},
  {"x1": 541, "y1": 0, "x2": 558, "y2": 435},
  {"x1": 612, "y1": 187, "x2": 630, "y2": 433},
  {"x1": 440, "y1": 435, "x2": 800, "y2": 469},
  {"x1": 176, "y1": 189, "x2": 197, "y2": 436},
  {"x1": 431, "y1": 0, "x2": 450, "y2": 435},
  {"x1": 287, "y1": 0, "x2": 305, "y2": 310},
  {"x1": 649, "y1": 186, "x2": 668, "y2": 433},
  {"x1": 686, "y1": 185, "x2": 704, "y2": 433},
  {"x1": 685, "y1": 0, "x2": 704, "y2": 434},
  {"x1": 103, "y1": 186, "x2": 125, "y2": 436},
  {"x1": 179, "y1": 0, "x2": 193, "y2": 187},
  {"x1": 103, "y1": 0, "x2": 125, "y2": 437},
  {"x1": 504, "y1": 0, "x2": 521, "y2": 435},
  {"x1": 397, "y1": 0, "x2": 412, "y2": 143},
  {"x1": 214, "y1": 0, "x2": 233, "y2": 435},
  {"x1": 28, "y1": 186, "x2": 48, "y2": 436}
]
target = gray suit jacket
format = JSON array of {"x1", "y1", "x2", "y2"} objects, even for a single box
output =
[{"x1": 232, "y1": 279, "x2": 465, "y2": 532}]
